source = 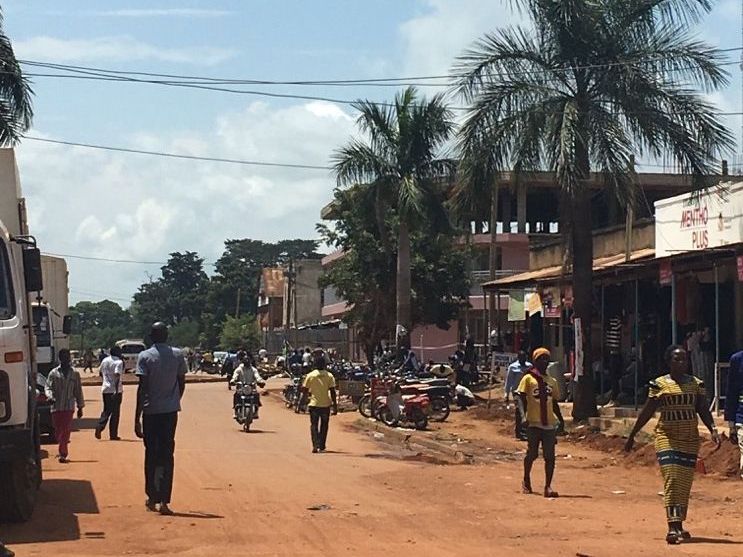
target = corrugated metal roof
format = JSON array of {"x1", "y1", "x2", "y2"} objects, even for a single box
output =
[{"x1": 483, "y1": 248, "x2": 655, "y2": 289}]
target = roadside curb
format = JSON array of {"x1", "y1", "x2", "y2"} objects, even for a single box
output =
[{"x1": 350, "y1": 417, "x2": 477, "y2": 464}]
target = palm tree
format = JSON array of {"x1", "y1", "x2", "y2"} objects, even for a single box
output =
[
  {"x1": 0, "y1": 12, "x2": 33, "y2": 144},
  {"x1": 332, "y1": 87, "x2": 454, "y2": 346},
  {"x1": 454, "y1": 0, "x2": 733, "y2": 419}
]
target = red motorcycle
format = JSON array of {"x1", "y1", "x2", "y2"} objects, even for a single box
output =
[{"x1": 375, "y1": 381, "x2": 430, "y2": 430}]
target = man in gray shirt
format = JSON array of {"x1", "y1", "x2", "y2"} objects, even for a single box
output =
[{"x1": 134, "y1": 322, "x2": 187, "y2": 515}]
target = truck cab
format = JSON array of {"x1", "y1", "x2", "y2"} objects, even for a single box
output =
[{"x1": 0, "y1": 222, "x2": 43, "y2": 522}]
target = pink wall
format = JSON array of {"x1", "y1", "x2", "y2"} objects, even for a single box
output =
[{"x1": 410, "y1": 321, "x2": 460, "y2": 364}]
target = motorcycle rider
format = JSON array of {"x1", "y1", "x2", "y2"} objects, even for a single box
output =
[
  {"x1": 230, "y1": 352, "x2": 266, "y2": 418},
  {"x1": 288, "y1": 349, "x2": 303, "y2": 368}
]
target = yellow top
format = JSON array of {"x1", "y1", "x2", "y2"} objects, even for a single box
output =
[
  {"x1": 516, "y1": 373, "x2": 561, "y2": 429},
  {"x1": 302, "y1": 369, "x2": 336, "y2": 408}
]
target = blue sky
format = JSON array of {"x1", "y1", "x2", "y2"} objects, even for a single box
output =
[{"x1": 1, "y1": 0, "x2": 741, "y2": 305}]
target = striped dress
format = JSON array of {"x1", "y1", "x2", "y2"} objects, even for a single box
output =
[{"x1": 649, "y1": 374, "x2": 704, "y2": 524}]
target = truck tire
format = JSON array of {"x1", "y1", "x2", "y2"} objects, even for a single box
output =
[{"x1": 0, "y1": 456, "x2": 39, "y2": 522}]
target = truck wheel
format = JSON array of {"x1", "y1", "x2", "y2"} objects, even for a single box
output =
[{"x1": 0, "y1": 457, "x2": 39, "y2": 522}]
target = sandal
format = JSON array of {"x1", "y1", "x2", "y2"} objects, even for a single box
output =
[
  {"x1": 544, "y1": 487, "x2": 559, "y2": 498},
  {"x1": 666, "y1": 531, "x2": 682, "y2": 545},
  {"x1": 145, "y1": 499, "x2": 157, "y2": 512},
  {"x1": 521, "y1": 481, "x2": 533, "y2": 494}
]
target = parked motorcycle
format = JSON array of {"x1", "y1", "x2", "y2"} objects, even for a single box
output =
[
  {"x1": 375, "y1": 383, "x2": 430, "y2": 430},
  {"x1": 234, "y1": 382, "x2": 260, "y2": 432},
  {"x1": 400, "y1": 379, "x2": 452, "y2": 422}
]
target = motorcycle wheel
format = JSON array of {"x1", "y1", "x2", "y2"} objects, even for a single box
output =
[
  {"x1": 242, "y1": 406, "x2": 252, "y2": 432},
  {"x1": 379, "y1": 406, "x2": 397, "y2": 427},
  {"x1": 284, "y1": 387, "x2": 294, "y2": 407},
  {"x1": 429, "y1": 398, "x2": 451, "y2": 422},
  {"x1": 358, "y1": 394, "x2": 372, "y2": 418}
]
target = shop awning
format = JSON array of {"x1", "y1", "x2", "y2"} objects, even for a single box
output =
[{"x1": 483, "y1": 247, "x2": 655, "y2": 290}]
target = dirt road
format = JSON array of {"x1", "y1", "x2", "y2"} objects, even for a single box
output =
[{"x1": 1, "y1": 382, "x2": 741, "y2": 556}]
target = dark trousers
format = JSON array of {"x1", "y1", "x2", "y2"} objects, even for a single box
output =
[
  {"x1": 97, "y1": 393, "x2": 122, "y2": 438},
  {"x1": 608, "y1": 353, "x2": 623, "y2": 400},
  {"x1": 309, "y1": 406, "x2": 331, "y2": 450},
  {"x1": 525, "y1": 427, "x2": 557, "y2": 462},
  {"x1": 143, "y1": 412, "x2": 178, "y2": 504}
]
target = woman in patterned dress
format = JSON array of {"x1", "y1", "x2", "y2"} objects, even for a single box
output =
[{"x1": 625, "y1": 345, "x2": 721, "y2": 544}]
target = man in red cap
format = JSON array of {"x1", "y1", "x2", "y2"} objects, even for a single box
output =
[{"x1": 516, "y1": 347, "x2": 565, "y2": 498}]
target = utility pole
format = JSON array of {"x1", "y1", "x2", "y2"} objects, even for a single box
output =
[{"x1": 283, "y1": 258, "x2": 296, "y2": 342}]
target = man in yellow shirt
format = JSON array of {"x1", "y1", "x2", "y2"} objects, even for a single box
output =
[
  {"x1": 299, "y1": 354, "x2": 338, "y2": 453},
  {"x1": 516, "y1": 347, "x2": 565, "y2": 498}
]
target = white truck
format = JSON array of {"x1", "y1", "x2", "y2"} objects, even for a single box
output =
[
  {"x1": 0, "y1": 148, "x2": 44, "y2": 521},
  {"x1": 32, "y1": 256, "x2": 71, "y2": 375}
]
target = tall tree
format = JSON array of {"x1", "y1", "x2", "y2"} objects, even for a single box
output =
[
  {"x1": 332, "y1": 87, "x2": 455, "y2": 346},
  {"x1": 0, "y1": 12, "x2": 33, "y2": 144},
  {"x1": 454, "y1": 0, "x2": 733, "y2": 419}
]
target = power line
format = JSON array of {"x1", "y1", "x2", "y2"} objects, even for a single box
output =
[
  {"x1": 25, "y1": 136, "x2": 334, "y2": 170},
  {"x1": 42, "y1": 252, "x2": 166, "y2": 265}
]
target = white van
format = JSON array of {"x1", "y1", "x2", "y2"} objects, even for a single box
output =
[{"x1": 115, "y1": 339, "x2": 146, "y2": 372}]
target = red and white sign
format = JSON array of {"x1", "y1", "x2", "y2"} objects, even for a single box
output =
[{"x1": 655, "y1": 182, "x2": 743, "y2": 257}]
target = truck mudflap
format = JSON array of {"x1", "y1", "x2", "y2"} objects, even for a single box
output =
[{"x1": 0, "y1": 427, "x2": 33, "y2": 462}]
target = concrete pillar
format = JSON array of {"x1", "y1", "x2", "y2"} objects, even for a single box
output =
[{"x1": 517, "y1": 184, "x2": 527, "y2": 233}]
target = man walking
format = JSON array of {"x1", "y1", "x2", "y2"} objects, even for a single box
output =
[
  {"x1": 299, "y1": 354, "x2": 338, "y2": 453},
  {"x1": 516, "y1": 348, "x2": 564, "y2": 498},
  {"x1": 134, "y1": 322, "x2": 187, "y2": 515},
  {"x1": 45, "y1": 349, "x2": 85, "y2": 463},
  {"x1": 506, "y1": 351, "x2": 532, "y2": 440},
  {"x1": 95, "y1": 345, "x2": 124, "y2": 440},
  {"x1": 725, "y1": 349, "x2": 743, "y2": 479}
]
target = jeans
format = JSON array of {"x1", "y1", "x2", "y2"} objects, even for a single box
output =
[
  {"x1": 143, "y1": 412, "x2": 178, "y2": 504},
  {"x1": 52, "y1": 410, "x2": 74, "y2": 458},
  {"x1": 309, "y1": 406, "x2": 331, "y2": 450},
  {"x1": 97, "y1": 393, "x2": 122, "y2": 438}
]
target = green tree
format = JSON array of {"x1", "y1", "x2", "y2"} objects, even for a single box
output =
[
  {"x1": 454, "y1": 0, "x2": 732, "y2": 420},
  {"x1": 169, "y1": 320, "x2": 201, "y2": 348},
  {"x1": 219, "y1": 315, "x2": 261, "y2": 351},
  {"x1": 332, "y1": 87, "x2": 455, "y2": 345},
  {"x1": 318, "y1": 186, "x2": 469, "y2": 361},
  {"x1": 0, "y1": 13, "x2": 33, "y2": 144},
  {"x1": 69, "y1": 300, "x2": 134, "y2": 350}
]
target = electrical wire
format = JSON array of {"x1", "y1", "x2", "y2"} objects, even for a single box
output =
[
  {"x1": 25, "y1": 136, "x2": 334, "y2": 170},
  {"x1": 42, "y1": 252, "x2": 166, "y2": 265}
]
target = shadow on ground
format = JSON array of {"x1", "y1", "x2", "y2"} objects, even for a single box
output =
[{"x1": 1, "y1": 479, "x2": 99, "y2": 545}]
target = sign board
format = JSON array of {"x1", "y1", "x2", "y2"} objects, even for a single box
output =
[
  {"x1": 655, "y1": 182, "x2": 743, "y2": 258},
  {"x1": 526, "y1": 292, "x2": 543, "y2": 315},
  {"x1": 659, "y1": 260, "x2": 673, "y2": 285},
  {"x1": 491, "y1": 352, "x2": 518, "y2": 372},
  {"x1": 738, "y1": 256, "x2": 743, "y2": 282},
  {"x1": 574, "y1": 317, "x2": 584, "y2": 377}
]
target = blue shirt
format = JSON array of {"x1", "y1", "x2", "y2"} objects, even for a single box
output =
[
  {"x1": 725, "y1": 350, "x2": 743, "y2": 425},
  {"x1": 136, "y1": 343, "x2": 187, "y2": 415},
  {"x1": 505, "y1": 360, "x2": 532, "y2": 394}
]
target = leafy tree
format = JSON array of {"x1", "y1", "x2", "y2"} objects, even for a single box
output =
[
  {"x1": 169, "y1": 320, "x2": 201, "y2": 348},
  {"x1": 318, "y1": 186, "x2": 469, "y2": 361},
  {"x1": 219, "y1": 315, "x2": 262, "y2": 351},
  {"x1": 454, "y1": 0, "x2": 732, "y2": 420},
  {"x1": 0, "y1": 12, "x2": 33, "y2": 144},
  {"x1": 68, "y1": 300, "x2": 134, "y2": 350},
  {"x1": 332, "y1": 87, "x2": 455, "y2": 346}
]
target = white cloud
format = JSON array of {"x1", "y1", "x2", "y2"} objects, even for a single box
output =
[
  {"x1": 89, "y1": 9, "x2": 232, "y2": 18},
  {"x1": 16, "y1": 101, "x2": 356, "y2": 304},
  {"x1": 14, "y1": 36, "x2": 235, "y2": 65},
  {"x1": 399, "y1": 0, "x2": 524, "y2": 77}
]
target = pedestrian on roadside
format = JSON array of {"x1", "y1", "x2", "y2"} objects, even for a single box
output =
[
  {"x1": 625, "y1": 345, "x2": 721, "y2": 544},
  {"x1": 95, "y1": 345, "x2": 124, "y2": 441},
  {"x1": 83, "y1": 348, "x2": 95, "y2": 373},
  {"x1": 298, "y1": 354, "x2": 338, "y2": 453},
  {"x1": 506, "y1": 351, "x2": 533, "y2": 440},
  {"x1": 726, "y1": 348, "x2": 743, "y2": 479},
  {"x1": 516, "y1": 347, "x2": 564, "y2": 498},
  {"x1": 134, "y1": 322, "x2": 187, "y2": 516},
  {"x1": 45, "y1": 349, "x2": 85, "y2": 463},
  {"x1": 301, "y1": 347, "x2": 312, "y2": 369}
]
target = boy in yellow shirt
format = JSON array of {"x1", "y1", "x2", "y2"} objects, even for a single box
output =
[
  {"x1": 516, "y1": 347, "x2": 565, "y2": 498},
  {"x1": 299, "y1": 354, "x2": 338, "y2": 453}
]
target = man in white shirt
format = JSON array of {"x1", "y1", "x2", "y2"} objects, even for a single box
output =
[
  {"x1": 230, "y1": 352, "x2": 266, "y2": 418},
  {"x1": 95, "y1": 345, "x2": 124, "y2": 440}
]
